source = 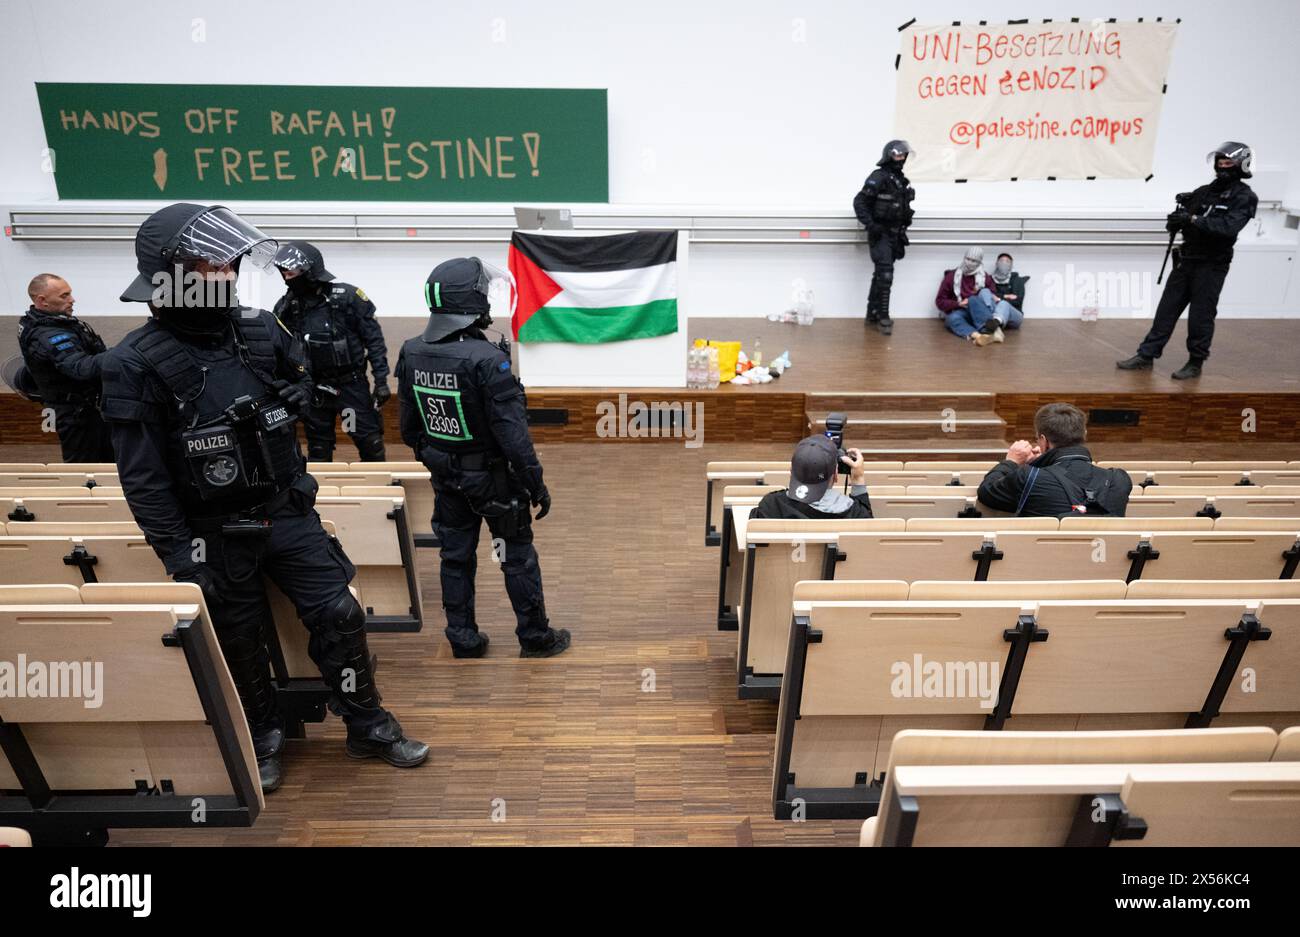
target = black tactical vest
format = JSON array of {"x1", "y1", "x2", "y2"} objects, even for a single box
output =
[
  {"x1": 401, "y1": 337, "x2": 495, "y2": 455},
  {"x1": 17, "y1": 310, "x2": 107, "y2": 405},
  {"x1": 134, "y1": 313, "x2": 303, "y2": 511}
]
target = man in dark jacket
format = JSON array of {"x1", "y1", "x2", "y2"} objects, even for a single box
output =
[
  {"x1": 853, "y1": 139, "x2": 915, "y2": 336},
  {"x1": 272, "y1": 241, "x2": 390, "y2": 461},
  {"x1": 751, "y1": 435, "x2": 873, "y2": 520},
  {"x1": 978, "y1": 403, "x2": 1132, "y2": 517},
  {"x1": 1117, "y1": 142, "x2": 1259, "y2": 380},
  {"x1": 16, "y1": 273, "x2": 114, "y2": 461}
]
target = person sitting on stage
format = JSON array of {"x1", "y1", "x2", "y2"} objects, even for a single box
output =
[
  {"x1": 935, "y1": 246, "x2": 1019, "y2": 347},
  {"x1": 977, "y1": 403, "x2": 1132, "y2": 517},
  {"x1": 750, "y1": 435, "x2": 873, "y2": 520},
  {"x1": 989, "y1": 252, "x2": 1027, "y2": 328}
]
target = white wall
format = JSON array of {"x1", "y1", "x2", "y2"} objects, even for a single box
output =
[{"x1": 2, "y1": 0, "x2": 1298, "y2": 322}]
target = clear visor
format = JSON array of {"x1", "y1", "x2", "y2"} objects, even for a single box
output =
[
  {"x1": 273, "y1": 243, "x2": 313, "y2": 274},
  {"x1": 474, "y1": 259, "x2": 517, "y2": 321},
  {"x1": 173, "y1": 208, "x2": 278, "y2": 271},
  {"x1": 1207, "y1": 144, "x2": 1249, "y2": 170}
]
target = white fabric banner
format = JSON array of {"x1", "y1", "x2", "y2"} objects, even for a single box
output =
[{"x1": 894, "y1": 20, "x2": 1179, "y2": 181}]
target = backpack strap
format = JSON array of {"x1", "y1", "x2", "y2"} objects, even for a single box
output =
[{"x1": 1014, "y1": 466, "x2": 1040, "y2": 516}]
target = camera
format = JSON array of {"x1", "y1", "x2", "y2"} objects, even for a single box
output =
[{"x1": 823, "y1": 411, "x2": 849, "y2": 475}]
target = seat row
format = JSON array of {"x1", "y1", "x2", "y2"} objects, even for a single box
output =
[
  {"x1": 858, "y1": 726, "x2": 1300, "y2": 846},
  {"x1": 0, "y1": 583, "x2": 261, "y2": 845},
  {"x1": 768, "y1": 581, "x2": 1300, "y2": 820},
  {"x1": 0, "y1": 491, "x2": 425, "y2": 632},
  {"x1": 704, "y1": 460, "x2": 1300, "y2": 545}
]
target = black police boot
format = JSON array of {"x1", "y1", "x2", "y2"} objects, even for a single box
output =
[
  {"x1": 252, "y1": 723, "x2": 285, "y2": 794},
  {"x1": 1171, "y1": 359, "x2": 1204, "y2": 380},
  {"x1": 1116, "y1": 354, "x2": 1154, "y2": 370},
  {"x1": 345, "y1": 713, "x2": 430, "y2": 767},
  {"x1": 876, "y1": 286, "x2": 894, "y2": 335},
  {"x1": 520, "y1": 627, "x2": 572, "y2": 658},
  {"x1": 1112, "y1": 353, "x2": 1154, "y2": 371},
  {"x1": 452, "y1": 633, "x2": 490, "y2": 658},
  {"x1": 864, "y1": 283, "x2": 879, "y2": 326}
]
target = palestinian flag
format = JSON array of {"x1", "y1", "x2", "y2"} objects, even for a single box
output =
[{"x1": 509, "y1": 230, "x2": 679, "y2": 344}]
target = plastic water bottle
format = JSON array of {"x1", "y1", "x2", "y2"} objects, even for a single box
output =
[
  {"x1": 707, "y1": 346, "x2": 720, "y2": 389},
  {"x1": 752, "y1": 338, "x2": 763, "y2": 368},
  {"x1": 797, "y1": 290, "x2": 815, "y2": 326},
  {"x1": 1081, "y1": 289, "x2": 1099, "y2": 322},
  {"x1": 686, "y1": 348, "x2": 696, "y2": 388}
]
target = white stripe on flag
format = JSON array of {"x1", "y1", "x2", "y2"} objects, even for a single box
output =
[{"x1": 545, "y1": 261, "x2": 677, "y2": 309}]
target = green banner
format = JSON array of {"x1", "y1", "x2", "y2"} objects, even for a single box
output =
[{"x1": 35, "y1": 83, "x2": 608, "y2": 202}]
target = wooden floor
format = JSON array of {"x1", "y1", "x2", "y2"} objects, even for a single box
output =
[{"x1": 678, "y1": 318, "x2": 1300, "y2": 395}]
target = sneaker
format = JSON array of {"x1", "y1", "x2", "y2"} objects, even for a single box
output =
[
  {"x1": 1116, "y1": 354, "x2": 1154, "y2": 370},
  {"x1": 1171, "y1": 360, "x2": 1203, "y2": 380},
  {"x1": 972, "y1": 331, "x2": 994, "y2": 347},
  {"x1": 520, "y1": 627, "x2": 572, "y2": 658},
  {"x1": 990, "y1": 326, "x2": 1005, "y2": 344},
  {"x1": 978, "y1": 318, "x2": 1001, "y2": 335}
]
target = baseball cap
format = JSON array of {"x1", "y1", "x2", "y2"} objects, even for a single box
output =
[{"x1": 787, "y1": 435, "x2": 838, "y2": 504}]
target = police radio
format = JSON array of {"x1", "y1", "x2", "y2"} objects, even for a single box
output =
[{"x1": 182, "y1": 394, "x2": 299, "y2": 501}]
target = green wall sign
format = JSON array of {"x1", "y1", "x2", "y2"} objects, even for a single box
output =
[{"x1": 35, "y1": 83, "x2": 608, "y2": 202}]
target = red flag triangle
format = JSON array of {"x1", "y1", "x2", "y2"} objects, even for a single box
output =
[{"x1": 508, "y1": 244, "x2": 562, "y2": 340}]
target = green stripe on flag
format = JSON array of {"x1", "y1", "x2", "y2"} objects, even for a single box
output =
[{"x1": 516, "y1": 299, "x2": 678, "y2": 344}]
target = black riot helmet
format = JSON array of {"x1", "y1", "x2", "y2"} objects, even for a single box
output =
[
  {"x1": 1207, "y1": 141, "x2": 1253, "y2": 180},
  {"x1": 878, "y1": 139, "x2": 913, "y2": 168},
  {"x1": 421, "y1": 257, "x2": 515, "y2": 342},
  {"x1": 1, "y1": 356, "x2": 43, "y2": 403},
  {"x1": 273, "y1": 240, "x2": 335, "y2": 282},
  {"x1": 120, "y1": 203, "x2": 278, "y2": 337}
]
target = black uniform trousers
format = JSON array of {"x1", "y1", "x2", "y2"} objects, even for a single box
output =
[
  {"x1": 53, "y1": 403, "x2": 115, "y2": 463},
  {"x1": 867, "y1": 229, "x2": 907, "y2": 318},
  {"x1": 195, "y1": 499, "x2": 388, "y2": 735},
  {"x1": 431, "y1": 485, "x2": 549, "y2": 651},
  {"x1": 1138, "y1": 257, "x2": 1231, "y2": 362},
  {"x1": 302, "y1": 374, "x2": 386, "y2": 461}
]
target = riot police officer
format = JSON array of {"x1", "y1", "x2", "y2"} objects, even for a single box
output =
[
  {"x1": 16, "y1": 273, "x2": 114, "y2": 462},
  {"x1": 272, "y1": 241, "x2": 390, "y2": 461},
  {"x1": 100, "y1": 203, "x2": 427, "y2": 792},
  {"x1": 853, "y1": 140, "x2": 916, "y2": 335},
  {"x1": 1118, "y1": 142, "x2": 1259, "y2": 379},
  {"x1": 396, "y1": 257, "x2": 570, "y2": 659}
]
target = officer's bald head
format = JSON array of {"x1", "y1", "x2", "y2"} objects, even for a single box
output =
[{"x1": 29, "y1": 274, "x2": 74, "y2": 314}]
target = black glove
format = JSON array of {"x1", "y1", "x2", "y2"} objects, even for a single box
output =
[
  {"x1": 272, "y1": 378, "x2": 312, "y2": 411},
  {"x1": 372, "y1": 383, "x2": 392, "y2": 409},
  {"x1": 532, "y1": 485, "x2": 551, "y2": 520},
  {"x1": 1165, "y1": 209, "x2": 1190, "y2": 233},
  {"x1": 173, "y1": 562, "x2": 226, "y2": 609}
]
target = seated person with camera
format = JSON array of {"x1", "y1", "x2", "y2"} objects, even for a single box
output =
[
  {"x1": 976, "y1": 403, "x2": 1131, "y2": 517},
  {"x1": 750, "y1": 433, "x2": 874, "y2": 520}
]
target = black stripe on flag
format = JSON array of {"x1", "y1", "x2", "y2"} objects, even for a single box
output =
[{"x1": 510, "y1": 230, "x2": 677, "y2": 273}]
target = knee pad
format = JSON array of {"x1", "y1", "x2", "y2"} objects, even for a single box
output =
[
  {"x1": 876, "y1": 268, "x2": 894, "y2": 285},
  {"x1": 308, "y1": 441, "x2": 335, "y2": 461},
  {"x1": 355, "y1": 433, "x2": 387, "y2": 461},
  {"x1": 323, "y1": 591, "x2": 367, "y2": 638}
]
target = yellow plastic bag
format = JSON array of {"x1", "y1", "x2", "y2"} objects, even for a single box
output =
[{"x1": 694, "y1": 339, "x2": 741, "y2": 383}]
